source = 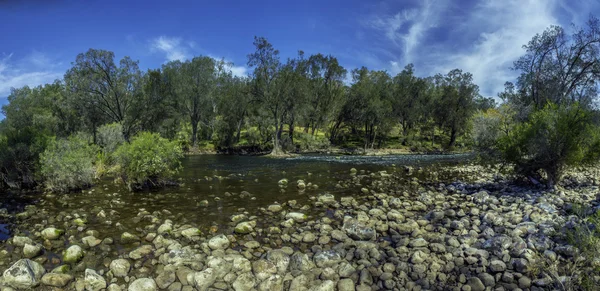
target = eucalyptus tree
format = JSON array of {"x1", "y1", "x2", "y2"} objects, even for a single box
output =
[
  {"x1": 247, "y1": 36, "x2": 287, "y2": 154},
  {"x1": 304, "y1": 53, "x2": 347, "y2": 136},
  {"x1": 433, "y1": 69, "x2": 480, "y2": 148},
  {"x1": 64, "y1": 49, "x2": 144, "y2": 141},
  {"x1": 513, "y1": 16, "x2": 600, "y2": 110},
  {"x1": 391, "y1": 64, "x2": 429, "y2": 136},
  {"x1": 162, "y1": 56, "x2": 218, "y2": 147}
]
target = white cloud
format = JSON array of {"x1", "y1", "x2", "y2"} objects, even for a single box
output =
[
  {"x1": 0, "y1": 52, "x2": 63, "y2": 97},
  {"x1": 364, "y1": 0, "x2": 566, "y2": 97},
  {"x1": 150, "y1": 36, "x2": 190, "y2": 62},
  {"x1": 230, "y1": 65, "x2": 247, "y2": 78}
]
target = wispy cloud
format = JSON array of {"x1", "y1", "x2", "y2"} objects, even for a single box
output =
[
  {"x1": 0, "y1": 52, "x2": 63, "y2": 97},
  {"x1": 150, "y1": 36, "x2": 191, "y2": 62},
  {"x1": 363, "y1": 0, "x2": 571, "y2": 97}
]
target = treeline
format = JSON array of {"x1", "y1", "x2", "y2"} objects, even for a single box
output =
[{"x1": 0, "y1": 36, "x2": 492, "y2": 190}]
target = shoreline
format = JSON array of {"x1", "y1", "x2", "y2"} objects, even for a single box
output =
[{"x1": 0, "y1": 164, "x2": 598, "y2": 290}]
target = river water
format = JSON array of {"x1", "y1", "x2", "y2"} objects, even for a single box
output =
[{"x1": 1, "y1": 154, "x2": 473, "y2": 239}]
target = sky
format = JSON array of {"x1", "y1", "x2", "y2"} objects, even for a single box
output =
[{"x1": 1, "y1": 0, "x2": 599, "y2": 116}]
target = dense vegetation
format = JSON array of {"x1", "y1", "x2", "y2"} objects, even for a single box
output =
[
  {"x1": 474, "y1": 16, "x2": 600, "y2": 186},
  {"x1": 1, "y1": 16, "x2": 600, "y2": 191}
]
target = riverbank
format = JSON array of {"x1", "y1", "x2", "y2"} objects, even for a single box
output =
[{"x1": 0, "y1": 164, "x2": 598, "y2": 290}]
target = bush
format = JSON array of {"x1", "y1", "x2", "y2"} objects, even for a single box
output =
[
  {"x1": 294, "y1": 132, "x2": 331, "y2": 152},
  {"x1": 39, "y1": 136, "x2": 99, "y2": 192},
  {"x1": 472, "y1": 105, "x2": 516, "y2": 158},
  {"x1": 565, "y1": 205, "x2": 600, "y2": 290},
  {"x1": 114, "y1": 132, "x2": 183, "y2": 190},
  {"x1": 497, "y1": 103, "x2": 600, "y2": 186},
  {"x1": 97, "y1": 123, "x2": 125, "y2": 154},
  {"x1": 0, "y1": 127, "x2": 51, "y2": 189}
]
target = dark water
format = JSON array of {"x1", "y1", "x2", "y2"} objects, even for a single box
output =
[{"x1": 3, "y1": 154, "x2": 472, "y2": 238}]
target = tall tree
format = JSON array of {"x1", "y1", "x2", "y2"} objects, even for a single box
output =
[
  {"x1": 163, "y1": 56, "x2": 217, "y2": 147},
  {"x1": 64, "y1": 49, "x2": 143, "y2": 141},
  {"x1": 247, "y1": 36, "x2": 287, "y2": 154}
]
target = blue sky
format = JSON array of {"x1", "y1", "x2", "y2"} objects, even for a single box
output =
[{"x1": 1, "y1": 0, "x2": 599, "y2": 115}]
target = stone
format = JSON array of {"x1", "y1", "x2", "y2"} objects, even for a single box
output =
[
  {"x1": 110, "y1": 259, "x2": 131, "y2": 277},
  {"x1": 342, "y1": 218, "x2": 375, "y2": 241},
  {"x1": 313, "y1": 250, "x2": 342, "y2": 268},
  {"x1": 232, "y1": 272, "x2": 255, "y2": 291},
  {"x1": 252, "y1": 259, "x2": 278, "y2": 281},
  {"x1": 337, "y1": 278, "x2": 355, "y2": 291},
  {"x1": 409, "y1": 238, "x2": 428, "y2": 248},
  {"x1": 311, "y1": 280, "x2": 335, "y2": 291},
  {"x1": 489, "y1": 260, "x2": 506, "y2": 273},
  {"x1": 120, "y1": 232, "x2": 139, "y2": 244},
  {"x1": 12, "y1": 236, "x2": 33, "y2": 247},
  {"x1": 128, "y1": 278, "x2": 157, "y2": 291},
  {"x1": 41, "y1": 227, "x2": 63, "y2": 240},
  {"x1": 23, "y1": 243, "x2": 42, "y2": 258},
  {"x1": 467, "y1": 277, "x2": 485, "y2": 291},
  {"x1": 82, "y1": 236, "x2": 102, "y2": 247},
  {"x1": 188, "y1": 268, "x2": 216, "y2": 291},
  {"x1": 234, "y1": 221, "x2": 256, "y2": 234},
  {"x1": 157, "y1": 223, "x2": 173, "y2": 234},
  {"x1": 290, "y1": 253, "x2": 316, "y2": 272},
  {"x1": 3, "y1": 259, "x2": 46, "y2": 289},
  {"x1": 285, "y1": 212, "x2": 308, "y2": 223},
  {"x1": 129, "y1": 245, "x2": 153, "y2": 260},
  {"x1": 181, "y1": 228, "x2": 202, "y2": 239},
  {"x1": 317, "y1": 194, "x2": 336, "y2": 205},
  {"x1": 268, "y1": 204, "x2": 283, "y2": 212},
  {"x1": 208, "y1": 234, "x2": 230, "y2": 250},
  {"x1": 41, "y1": 273, "x2": 74, "y2": 287},
  {"x1": 84, "y1": 269, "x2": 107, "y2": 291},
  {"x1": 63, "y1": 245, "x2": 84, "y2": 263},
  {"x1": 478, "y1": 273, "x2": 495, "y2": 287}
]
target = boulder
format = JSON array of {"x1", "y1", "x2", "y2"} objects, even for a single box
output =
[{"x1": 3, "y1": 259, "x2": 46, "y2": 289}]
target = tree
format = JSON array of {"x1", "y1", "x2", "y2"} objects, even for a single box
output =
[
  {"x1": 513, "y1": 16, "x2": 600, "y2": 109},
  {"x1": 391, "y1": 64, "x2": 429, "y2": 136},
  {"x1": 247, "y1": 36, "x2": 287, "y2": 154},
  {"x1": 64, "y1": 49, "x2": 144, "y2": 141},
  {"x1": 304, "y1": 54, "x2": 347, "y2": 136},
  {"x1": 433, "y1": 69, "x2": 480, "y2": 148},
  {"x1": 163, "y1": 56, "x2": 218, "y2": 147}
]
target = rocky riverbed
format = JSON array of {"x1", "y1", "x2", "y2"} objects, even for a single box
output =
[{"x1": 0, "y1": 164, "x2": 599, "y2": 290}]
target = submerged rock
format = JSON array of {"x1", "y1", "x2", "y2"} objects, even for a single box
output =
[
  {"x1": 41, "y1": 227, "x2": 63, "y2": 240},
  {"x1": 84, "y1": 269, "x2": 107, "y2": 291},
  {"x1": 110, "y1": 259, "x2": 131, "y2": 277},
  {"x1": 235, "y1": 221, "x2": 256, "y2": 234},
  {"x1": 63, "y1": 245, "x2": 84, "y2": 263},
  {"x1": 41, "y1": 273, "x2": 73, "y2": 287}
]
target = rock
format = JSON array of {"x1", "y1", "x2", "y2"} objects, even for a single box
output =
[
  {"x1": 208, "y1": 234, "x2": 230, "y2": 250},
  {"x1": 234, "y1": 221, "x2": 256, "y2": 234},
  {"x1": 252, "y1": 259, "x2": 278, "y2": 281},
  {"x1": 120, "y1": 232, "x2": 139, "y2": 244},
  {"x1": 128, "y1": 278, "x2": 157, "y2": 291},
  {"x1": 41, "y1": 273, "x2": 74, "y2": 287},
  {"x1": 41, "y1": 227, "x2": 63, "y2": 240},
  {"x1": 110, "y1": 259, "x2": 131, "y2": 277},
  {"x1": 411, "y1": 250, "x2": 426, "y2": 264},
  {"x1": 188, "y1": 268, "x2": 216, "y2": 291},
  {"x1": 155, "y1": 271, "x2": 175, "y2": 289},
  {"x1": 157, "y1": 222, "x2": 173, "y2": 234},
  {"x1": 337, "y1": 278, "x2": 355, "y2": 291},
  {"x1": 297, "y1": 180, "x2": 306, "y2": 190},
  {"x1": 317, "y1": 194, "x2": 335, "y2": 205},
  {"x1": 12, "y1": 236, "x2": 33, "y2": 247},
  {"x1": 313, "y1": 250, "x2": 342, "y2": 268},
  {"x1": 82, "y1": 236, "x2": 102, "y2": 247},
  {"x1": 84, "y1": 269, "x2": 107, "y2": 291},
  {"x1": 467, "y1": 277, "x2": 486, "y2": 291},
  {"x1": 285, "y1": 212, "x2": 307, "y2": 223},
  {"x1": 63, "y1": 245, "x2": 84, "y2": 263},
  {"x1": 290, "y1": 253, "x2": 316, "y2": 272},
  {"x1": 181, "y1": 228, "x2": 202, "y2": 239},
  {"x1": 23, "y1": 243, "x2": 42, "y2": 258},
  {"x1": 258, "y1": 274, "x2": 283, "y2": 291},
  {"x1": 342, "y1": 218, "x2": 375, "y2": 240},
  {"x1": 3, "y1": 259, "x2": 46, "y2": 289},
  {"x1": 478, "y1": 273, "x2": 495, "y2": 287},
  {"x1": 129, "y1": 245, "x2": 153, "y2": 260},
  {"x1": 268, "y1": 204, "x2": 283, "y2": 212},
  {"x1": 266, "y1": 250, "x2": 290, "y2": 274},
  {"x1": 311, "y1": 280, "x2": 335, "y2": 291},
  {"x1": 409, "y1": 238, "x2": 428, "y2": 248},
  {"x1": 232, "y1": 272, "x2": 255, "y2": 291},
  {"x1": 489, "y1": 260, "x2": 506, "y2": 273}
]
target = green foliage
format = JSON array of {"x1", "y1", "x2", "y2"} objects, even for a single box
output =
[
  {"x1": 0, "y1": 127, "x2": 51, "y2": 189},
  {"x1": 497, "y1": 103, "x2": 600, "y2": 186},
  {"x1": 97, "y1": 123, "x2": 125, "y2": 154},
  {"x1": 114, "y1": 132, "x2": 183, "y2": 190},
  {"x1": 39, "y1": 136, "x2": 99, "y2": 192},
  {"x1": 294, "y1": 132, "x2": 331, "y2": 152},
  {"x1": 565, "y1": 205, "x2": 600, "y2": 290}
]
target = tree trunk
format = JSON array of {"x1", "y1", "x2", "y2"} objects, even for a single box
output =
[
  {"x1": 191, "y1": 120, "x2": 199, "y2": 147},
  {"x1": 448, "y1": 127, "x2": 457, "y2": 149},
  {"x1": 235, "y1": 119, "x2": 243, "y2": 144},
  {"x1": 289, "y1": 118, "x2": 295, "y2": 144}
]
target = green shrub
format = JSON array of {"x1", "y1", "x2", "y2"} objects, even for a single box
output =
[
  {"x1": 497, "y1": 103, "x2": 600, "y2": 186},
  {"x1": 39, "y1": 136, "x2": 99, "y2": 192},
  {"x1": 565, "y1": 205, "x2": 600, "y2": 290},
  {"x1": 114, "y1": 132, "x2": 183, "y2": 190},
  {"x1": 0, "y1": 127, "x2": 51, "y2": 190},
  {"x1": 294, "y1": 132, "x2": 331, "y2": 152},
  {"x1": 97, "y1": 123, "x2": 125, "y2": 154}
]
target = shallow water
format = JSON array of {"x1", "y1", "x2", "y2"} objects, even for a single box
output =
[{"x1": 3, "y1": 154, "x2": 473, "y2": 238}]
